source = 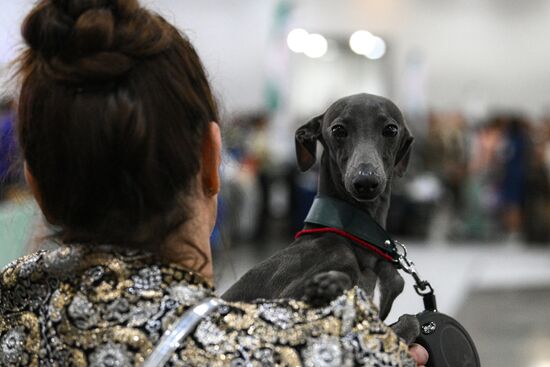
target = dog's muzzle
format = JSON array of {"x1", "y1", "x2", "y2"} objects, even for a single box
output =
[{"x1": 351, "y1": 164, "x2": 384, "y2": 200}]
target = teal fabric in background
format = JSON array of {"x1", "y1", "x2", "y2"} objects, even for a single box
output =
[{"x1": 0, "y1": 198, "x2": 37, "y2": 268}]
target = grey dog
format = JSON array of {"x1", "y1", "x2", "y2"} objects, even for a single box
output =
[{"x1": 223, "y1": 93, "x2": 418, "y2": 342}]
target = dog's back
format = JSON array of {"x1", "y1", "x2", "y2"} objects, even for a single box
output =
[{"x1": 222, "y1": 232, "x2": 371, "y2": 302}]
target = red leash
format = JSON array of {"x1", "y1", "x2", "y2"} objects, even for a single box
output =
[{"x1": 295, "y1": 227, "x2": 395, "y2": 262}]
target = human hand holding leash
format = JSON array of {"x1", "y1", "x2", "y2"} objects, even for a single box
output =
[{"x1": 410, "y1": 343, "x2": 429, "y2": 366}]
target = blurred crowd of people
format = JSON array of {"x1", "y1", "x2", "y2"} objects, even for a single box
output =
[
  {"x1": 390, "y1": 111, "x2": 550, "y2": 244},
  {"x1": 217, "y1": 109, "x2": 550, "y2": 248}
]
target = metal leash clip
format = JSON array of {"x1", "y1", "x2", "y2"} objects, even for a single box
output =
[{"x1": 389, "y1": 240, "x2": 437, "y2": 311}]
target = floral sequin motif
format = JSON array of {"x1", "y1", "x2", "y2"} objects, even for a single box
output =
[
  {"x1": 89, "y1": 342, "x2": 130, "y2": 367},
  {"x1": 68, "y1": 293, "x2": 99, "y2": 330},
  {"x1": 194, "y1": 319, "x2": 227, "y2": 353},
  {"x1": 169, "y1": 284, "x2": 205, "y2": 305},
  {"x1": 127, "y1": 301, "x2": 160, "y2": 327},
  {"x1": 302, "y1": 335, "x2": 345, "y2": 367},
  {"x1": 258, "y1": 303, "x2": 295, "y2": 330},
  {"x1": 0, "y1": 328, "x2": 26, "y2": 365}
]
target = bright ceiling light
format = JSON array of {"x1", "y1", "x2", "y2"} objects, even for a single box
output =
[
  {"x1": 349, "y1": 31, "x2": 387, "y2": 60},
  {"x1": 349, "y1": 30, "x2": 376, "y2": 56},
  {"x1": 287, "y1": 28, "x2": 309, "y2": 53},
  {"x1": 304, "y1": 33, "x2": 328, "y2": 58},
  {"x1": 365, "y1": 36, "x2": 386, "y2": 59}
]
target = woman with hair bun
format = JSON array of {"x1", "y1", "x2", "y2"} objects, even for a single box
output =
[{"x1": 0, "y1": 0, "x2": 427, "y2": 365}]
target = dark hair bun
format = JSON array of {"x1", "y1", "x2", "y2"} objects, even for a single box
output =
[
  {"x1": 22, "y1": 0, "x2": 170, "y2": 82},
  {"x1": 18, "y1": 0, "x2": 220, "y2": 247}
]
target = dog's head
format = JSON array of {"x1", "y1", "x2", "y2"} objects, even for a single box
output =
[{"x1": 295, "y1": 93, "x2": 413, "y2": 202}]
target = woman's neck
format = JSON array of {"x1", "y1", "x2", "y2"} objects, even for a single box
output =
[{"x1": 160, "y1": 195, "x2": 215, "y2": 283}]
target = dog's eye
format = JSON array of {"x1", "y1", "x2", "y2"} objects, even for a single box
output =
[
  {"x1": 382, "y1": 124, "x2": 398, "y2": 137},
  {"x1": 331, "y1": 125, "x2": 348, "y2": 138}
]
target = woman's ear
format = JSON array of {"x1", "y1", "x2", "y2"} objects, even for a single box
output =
[{"x1": 201, "y1": 122, "x2": 222, "y2": 196}]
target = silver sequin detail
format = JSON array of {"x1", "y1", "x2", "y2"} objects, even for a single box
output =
[
  {"x1": 258, "y1": 304, "x2": 295, "y2": 330},
  {"x1": 302, "y1": 335, "x2": 343, "y2": 367},
  {"x1": 17, "y1": 254, "x2": 40, "y2": 278},
  {"x1": 194, "y1": 319, "x2": 226, "y2": 353},
  {"x1": 68, "y1": 293, "x2": 99, "y2": 329},
  {"x1": 0, "y1": 328, "x2": 25, "y2": 365},
  {"x1": 127, "y1": 301, "x2": 159, "y2": 327},
  {"x1": 89, "y1": 343, "x2": 130, "y2": 367},
  {"x1": 169, "y1": 284, "x2": 205, "y2": 305},
  {"x1": 131, "y1": 266, "x2": 162, "y2": 291},
  {"x1": 253, "y1": 348, "x2": 275, "y2": 366},
  {"x1": 326, "y1": 293, "x2": 356, "y2": 334},
  {"x1": 354, "y1": 334, "x2": 404, "y2": 366},
  {"x1": 237, "y1": 335, "x2": 259, "y2": 350},
  {"x1": 103, "y1": 298, "x2": 130, "y2": 323},
  {"x1": 42, "y1": 246, "x2": 82, "y2": 276}
]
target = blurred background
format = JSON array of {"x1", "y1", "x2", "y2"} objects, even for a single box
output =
[{"x1": 2, "y1": 1, "x2": 550, "y2": 366}]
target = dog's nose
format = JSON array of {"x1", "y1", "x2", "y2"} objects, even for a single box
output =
[{"x1": 353, "y1": 175, "x2": 380, "y2": 194}]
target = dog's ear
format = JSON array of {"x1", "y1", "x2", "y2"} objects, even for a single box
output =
[
  {"x1": 295, "y1": 114, "x2": 323, "y2": 172},
  {"x1": 394, "y1": 125, "x2": 414, "y2": 177}
]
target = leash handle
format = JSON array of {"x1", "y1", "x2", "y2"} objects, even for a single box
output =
[{"x1": 142, "y1": 297, "x2": 222, "y2": 367}]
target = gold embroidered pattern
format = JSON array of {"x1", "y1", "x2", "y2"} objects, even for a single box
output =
[{"x1": 0, "y1": 245, "x2": 414, "y2": 366}]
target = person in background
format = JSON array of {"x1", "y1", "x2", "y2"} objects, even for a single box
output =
[
  {"x1": 0, "y1": 0, "x2": 427, "y2": 365},
  {"x1": 246, "y1": 113, "x2": 273, "y2": 243},
  {"x1": 0, "y1": 98, "x2": 20, "y2": 200},
  {"x1": 523, "y1": 118, "x2": 550, "y2": 243},
  {"x1": 498, "y1": 115, "x2": 532, "y2": 242},
  {"x1": 425, "y1": 111, "x2": 469, "y2": 239},
  {"x1": 463, "y1": 116, "x2": 505, "y2": 239}
]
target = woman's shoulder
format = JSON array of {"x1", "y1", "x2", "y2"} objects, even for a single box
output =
[
  {"x1": 0, "y1": 244, "x2": 213, "y2": 290},
  {"x1": 0, "y1": 245, "x2": 216, "y2": 366},
  {"x1": 0, "y1": 246, "x2": 211, "y2": 303},
  {"x1": 0, "y1": 250, "x2": 413, "y2": 366},
  {"x1": 176, "y1": 287, "x2": 415, "y2": 366}
]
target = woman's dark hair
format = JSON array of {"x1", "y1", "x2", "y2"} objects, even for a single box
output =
[{"x1": 17, "y1": 0, "x2": 219, "y2": 247}]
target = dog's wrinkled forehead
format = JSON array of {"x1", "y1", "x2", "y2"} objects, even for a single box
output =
[{"x1": 323, "y1": 93, "x2": 403, "y2": 125}]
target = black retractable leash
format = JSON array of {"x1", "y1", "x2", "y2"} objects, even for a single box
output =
[
  {"x1": 296, "y1": 197, "x2": 481, "y2": 367},
  {"x1": 395, "y1": 244, "x2": 480, "y2": 367}
]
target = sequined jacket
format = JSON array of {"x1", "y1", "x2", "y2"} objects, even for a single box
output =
[{"x1": 0, "y1": 245, "x2": 415, "y2": 366}]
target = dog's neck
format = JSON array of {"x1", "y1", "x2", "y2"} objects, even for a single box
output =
[{"x1": 317, "y1": 154, "x2": 392, "y2": 228}]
